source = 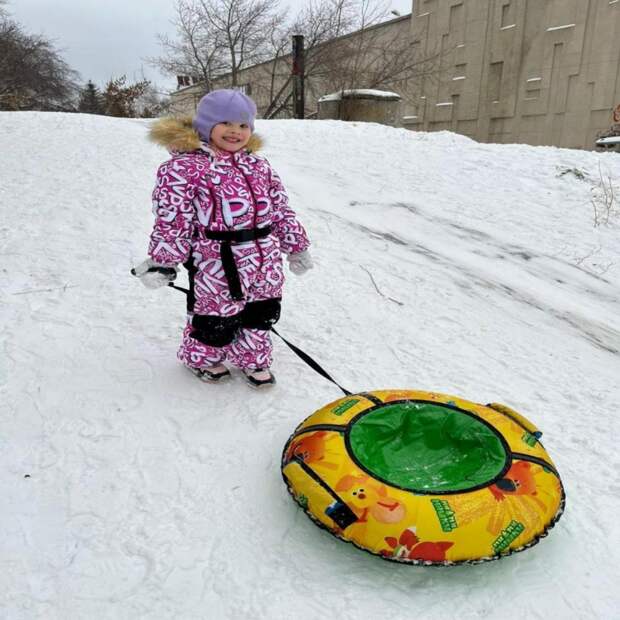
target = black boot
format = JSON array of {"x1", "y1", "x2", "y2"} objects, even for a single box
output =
[
  {"x1": 243, "y1": 368, "x2": 276, "y2": 388},
  {"x1": 187, "y1": 364, "x2": 231, "y2": 383}
]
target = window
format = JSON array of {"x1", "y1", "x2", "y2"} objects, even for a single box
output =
[
  {"x1": 488, "y1": 62, "x2": 503, "y2": 102},
  {"x1": 524, "y1": 77, "x2": 542, "y2": 100},
  {"x1": 501, "y1": 1, "x2": 515, "y2": 29},
  {"x1": 454, "y1": 63, "x2": 467, "y2": 80},
  {"x1": 449, "y1": 3, "x2": 464, "y2": 32}
]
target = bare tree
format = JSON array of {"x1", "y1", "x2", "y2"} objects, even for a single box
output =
[
  {"x1": 246, "y1": 0, "x2": 368, "y2": 118},
  {"x1": 260, "y1": 0, "x2": 438, "y2": 118},
  {"x1": 199, "y1": 0, "x2": 279, "y2": 85},
  {"x1": 150, "y1": 0, "x2": 283, "y2": 91},
  {"x1": 152, "y1": 0, "x2": 226, "y2": 92},
  {"x1": 312, "y1": 2, "x2": 440, "y2": 104},
  {"x1": 137, "y1": 83, "x2": 173, "y2": 118},
  {"x1": 0, "y1": 17, "x2": 80, "y2": 111},
  {"x1": 253, "y1": 13, "x2": 297, "y2": 118}
]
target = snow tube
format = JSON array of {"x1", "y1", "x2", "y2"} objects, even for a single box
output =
[{"x1": 281, "y1": 390, "x2": 565, "y2": 565}]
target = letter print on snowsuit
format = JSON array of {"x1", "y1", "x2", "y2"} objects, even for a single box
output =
[{"x1": 148, "y1": 138, "x2": 310, "y2": 371}]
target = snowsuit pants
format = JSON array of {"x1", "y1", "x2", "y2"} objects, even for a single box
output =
[
  {"x1": 177, "y1": 239, "x2": 284, "y2": 371},
  {"x1": 177, "y1": 299, "x2": 279, "y2": 371}
]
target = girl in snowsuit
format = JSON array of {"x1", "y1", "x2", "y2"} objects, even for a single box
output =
[{"x1": 134, "y1": 90, "x2": 312, "y2": 387}]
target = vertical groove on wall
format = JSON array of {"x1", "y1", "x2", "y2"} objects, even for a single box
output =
[{"x1": 476, "y1": 0, "x2": 493, "y2": 134}]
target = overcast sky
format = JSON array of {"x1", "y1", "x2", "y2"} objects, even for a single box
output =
[{"x1": 8, "y1": 0, "x2": 413, "y2": 93}]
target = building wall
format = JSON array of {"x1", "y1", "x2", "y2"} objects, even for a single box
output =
[
  {"x1": 407, "y1": 0, "x2": 620, "y2": 149},
  {"x1": 169, "y1": 84, "x2": 205, "y2": 117}
]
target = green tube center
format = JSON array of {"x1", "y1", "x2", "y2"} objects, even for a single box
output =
[{"x1": 348, "y1": 401, "x2": 508, "y2": 493}]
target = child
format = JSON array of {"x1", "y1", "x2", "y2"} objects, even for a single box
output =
[{"x1": 133, "y1": 89, "x2": 312, "y2": 387}]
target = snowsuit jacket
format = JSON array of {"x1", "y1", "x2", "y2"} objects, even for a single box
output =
[{"x1": 148, "y1": 117, "x2": 310, "y2": 316}]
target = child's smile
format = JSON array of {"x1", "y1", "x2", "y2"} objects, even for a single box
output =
[{"x1": 210, "y1": 121, "x2": 252, "y2": 152}]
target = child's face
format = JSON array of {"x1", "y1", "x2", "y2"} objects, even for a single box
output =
[{"x1": 210, "y1": 121, "x2": 252, "y2": 152}]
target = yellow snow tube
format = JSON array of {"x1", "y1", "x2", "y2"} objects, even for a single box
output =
[{"x1": 281, "y1": 390, "x2": 565, "y2": 565}]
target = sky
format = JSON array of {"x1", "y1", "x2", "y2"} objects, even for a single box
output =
[{"x1": 7, "y1": 0, "x2": 414, "y2": 95}]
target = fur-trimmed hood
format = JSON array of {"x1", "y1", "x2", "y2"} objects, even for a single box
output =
[{"x1": 148, "y1": 116, "x2": 263, "y2": 153}]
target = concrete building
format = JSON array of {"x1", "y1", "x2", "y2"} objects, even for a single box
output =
[
  {"x1": 406, "y1": 0, "x2": 620, "y2": 149},
  {"x1": 169, "y1": 0, "x2": 620, "y2": 150}
]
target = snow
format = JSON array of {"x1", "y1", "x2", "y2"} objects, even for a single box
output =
[
  {"x1": 318, "y1": 89, "x2": 401, "y2": 102},
  {"x1": 596, "y1": 136, "x2": 620, "y2": 145},
  {"x1": 546, "y1": 24, "x2": 576, "y2": 32},
  {"x1": 2, "y1": 111, "x2": 620, "y2": 619}
]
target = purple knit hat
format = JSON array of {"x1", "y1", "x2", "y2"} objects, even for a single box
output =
[{"x1": 192, "y1": 89, "x2": 257, "y2": 141}]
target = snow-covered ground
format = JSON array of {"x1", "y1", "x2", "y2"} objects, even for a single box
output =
[{"x1": 1, "y1": 112, "x2": 619, "y2": 619}]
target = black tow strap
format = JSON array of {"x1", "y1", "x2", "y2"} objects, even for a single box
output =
[
  {"x1": 161, "y1": 282, "x2": 352, "y2": 396},
  {"x1": 168, "y1": 283, "x2": 190, "y2": 295},
  {"x1": 270, "y1": 327, "x2": 352, "y2": 396},
  {"x1": 203, "y1": 226, "x2": 272, "y2": 301}
]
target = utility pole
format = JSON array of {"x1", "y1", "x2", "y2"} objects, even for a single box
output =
[{"x1": 292, "y1": 35, "x2": 305, "y2": 119}]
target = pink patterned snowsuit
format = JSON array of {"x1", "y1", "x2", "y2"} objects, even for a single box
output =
[{"x1": 148, "y1": 142, "x2": 310, "y2": 370}]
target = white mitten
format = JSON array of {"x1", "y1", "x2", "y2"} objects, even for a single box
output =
[
  {"x1": 287, "y1": 250, "x2": 314, "y2": 276},
  {"x1": 132, "y1": 258, "x2": 178, "y2": 289}
]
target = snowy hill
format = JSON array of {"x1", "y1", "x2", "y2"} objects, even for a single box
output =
[{"x1": 1, "y1": 112, "x2": 619, "y2": 619}]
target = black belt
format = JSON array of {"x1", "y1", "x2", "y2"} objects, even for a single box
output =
[{"x1": 203, "y1": 226, "x2": 272, "y2": 300}]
